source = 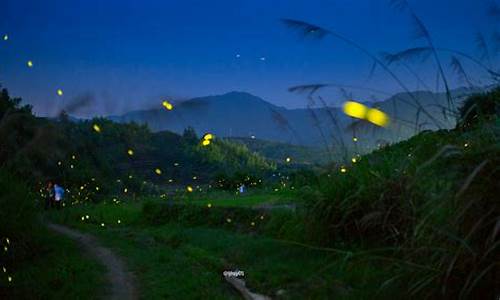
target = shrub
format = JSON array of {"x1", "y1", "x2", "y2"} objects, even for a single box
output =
[{"x1": 458, "y1": 87, "x2": 500, "y2": 129}]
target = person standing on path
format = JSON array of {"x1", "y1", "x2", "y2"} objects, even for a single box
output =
[
  {"x1": 53, "y1": 183, "x2": 65, "y2": 209},
  {"x1": 44, "y1": 181, "x2": 54, "y2": 210}
]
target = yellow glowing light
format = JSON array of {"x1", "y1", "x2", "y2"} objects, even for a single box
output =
[
  {"x1": 72, "y1": 155, "x2": 76, "y2": 160},
  {"x1": 203, "y1": 133, "x2": 214, "y2": 140},
  {"x1": 260, "y1": 215, "x2": 264, "y2": 220},
  {"x1": 2, "y1": 267, "x2": 6, "y2": 272},
  {"x1": 124, "y1": 188, "x2": 128, "y2": 193},
  {"x1": 81, "y1": 216, "x2": 85, "y2": 221},
  {"x1": 27, "y1": 60, "x2": 33, "y2": 68},
  {"x1": 117, "y1": 220, "x2": 121, "y2": 224},
  {"x1": 343, "y1": 101, "x2": 367, "y2": 119},
  {"x1": 162, "y1": 100, "x2": 173, "y2": 110},
  {"x1": 464, "y1": 143, "x2": 469, "y2": 148},
  {"x1": 202, "y1": 139, "x2": 211, "y2": 146},
  {"x1": 127, "y1": 149, "x2": 134, "y2": 156},
  {"x1": 8, "y1": 276, "x2": 12, "y2": 282},
  {"x1": 193, "y1": 176, "x2": 197, "y2": 180},
  {"x1": 226, "y1": 218, "x2": 232, "y2": 223},
  {"x1": 186, "y1": 186, "x2": 193, "y2": 192},
  {"x1": 95, "y1": 186, "x2": 100, "y2": 191},
  {"x1": 251, "y1": 222, "x2": 255, "y2": 226},
  {"x1": 5, "y1": 238, "x2": 9, "y2": 245},
  {"x1": 57, "y1": 89, "x2": 63, "y2": 96},
  {"x1": 101, "y1": 223, "x2": 105, "y2": 227},
  {"x1": 340, "y1": 167, "x2": 347, "y2": 173},
  {"x1": 3, "y1": 34, "x2": 8, "y2": 41},
  {"x1": 70, "y1": 164, "x2": 74, "y2": 169},
  {"x1": 207, "y1": 203, "x2": 212, "y2": 208},
  {"x1": 351, "y1": 157, "x2": 357, "y2": 163},
  {"x1": 353, "y1": 137, "x2": 358, "y2": 142},
  {"x1": 85, "y1": 215, "x2": 90, "y2": 219},
  {"x1": 366, "y1": 108, "x2": 390, "y2": 127},
  {"x1": 93, "y1": 124, "x2": 101, "y2": 133},
  {"x1": 58, "y1": 161, "x2": 62, "y2": 166},
  {"x1": 285, "y1": 157, "x2": 291, "y2": 163},
  {"x1": 128, "y1": 175, "x2": 133, "y2": 179},
  {"x1": 155, "y1": 168, "x2": 162, "y2": 175}
]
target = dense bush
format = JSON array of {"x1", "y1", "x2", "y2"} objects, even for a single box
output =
[
  {"x1": 0, "y1": 170, "x2": 45, "y2": 295},
  {"x1": 141, "y1": 201, "x2": 304, "y2": 241},
  {"x1": 459, "y1": 87, "x2": 500, "y2": 128},
  {"x1": 303, "y1": 117, "x2": 499, "y2": 298}
]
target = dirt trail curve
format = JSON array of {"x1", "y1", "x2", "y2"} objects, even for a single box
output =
[{"x1": 46, "y1": 222, "x2": 138, "y2": 300}]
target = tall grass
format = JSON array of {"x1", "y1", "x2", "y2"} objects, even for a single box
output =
[{"x1": 298, "y1": 88, "x2": 499, "y2": 298}]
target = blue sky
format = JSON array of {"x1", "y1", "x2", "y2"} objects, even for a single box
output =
[{"x1": 0, "y1": 0, "x2": 496, "y2": 117}]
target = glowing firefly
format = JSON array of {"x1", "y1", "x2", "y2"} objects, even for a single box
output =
[
  {"x1": 186, "y1": 186, "x2": 193, "y2": 192},
  {"x1": 162, "y1": 100, "x2": 173, "y2": 110},
  {"x1": 3, "y1": 34, "x2": 8, "y2": 41},
  {"x1": 207, "y1": 203, "x2": 212, "y2": 208},
  {"x1": 202, "y1": 139, "x2": 211, "y2": 146},
  {"x1": 366, "y1": 108, "x2": 389, "y2": 127},
  {"x1": 27, "y1": 60, "x2": 33, "y2": 68},
  {"x1": 343, "y1": 101, "x2": 367, "y2": 119},
  {"x1": 203, "y1": 133, "x2": 214, "y2": 140},
  {"x1": 226, "y1": 218, "x2": 232, "y2": 223},
  {"x1": 93, "y1": 124, "x2": 101, "y2": 133},
  {"x1": 127, "y1": 149, "x2": 134, "y2": 156},
  {"x1": 285, "y1": 157, "x2": 291, "y2": 163},
  {"x1": 155, "y1": 168, "x2": 162, "y2": 175},
  {"x1": 340, "y1": 167, "x2": 347, "y2": 173},
  {"x1": 57, "y1": 89, "x2": 63, "y2": 96}
]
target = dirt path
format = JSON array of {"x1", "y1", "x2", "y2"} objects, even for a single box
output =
[{"x1": 46, "y1": 222, "x2": 138, "y2": 300}]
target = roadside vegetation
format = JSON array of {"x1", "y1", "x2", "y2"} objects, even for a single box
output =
[{"x1": 43, "y1": 88, "x2": 499, "y2": 299}]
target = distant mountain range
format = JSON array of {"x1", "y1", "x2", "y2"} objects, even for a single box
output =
[{"x1": 108, "y1": 87, "x2": 485, "y2": 149}]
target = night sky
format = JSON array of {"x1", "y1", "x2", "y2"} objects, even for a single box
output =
[{"x1": 0, "y1": 0, "x2": 495, "y2": 117}]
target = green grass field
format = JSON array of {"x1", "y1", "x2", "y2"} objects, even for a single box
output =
[
  {"x1": 2, "y1": 227, "x2": 106, "y2": 300},
  {"x1": 173, "y1": 189, "x2": 298, "y2": 208},
  {"x1": 48, "y1": 201, "x2": 394, "y2": 299}
]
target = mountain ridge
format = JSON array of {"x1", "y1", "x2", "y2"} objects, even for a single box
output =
[{"x1": 108, "y1": 87, "x2": 485, "y2": 147}]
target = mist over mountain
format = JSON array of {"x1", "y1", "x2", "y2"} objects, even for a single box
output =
[{"x1": 109, "y1": 87, "x2": 484, "y2": 148}]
